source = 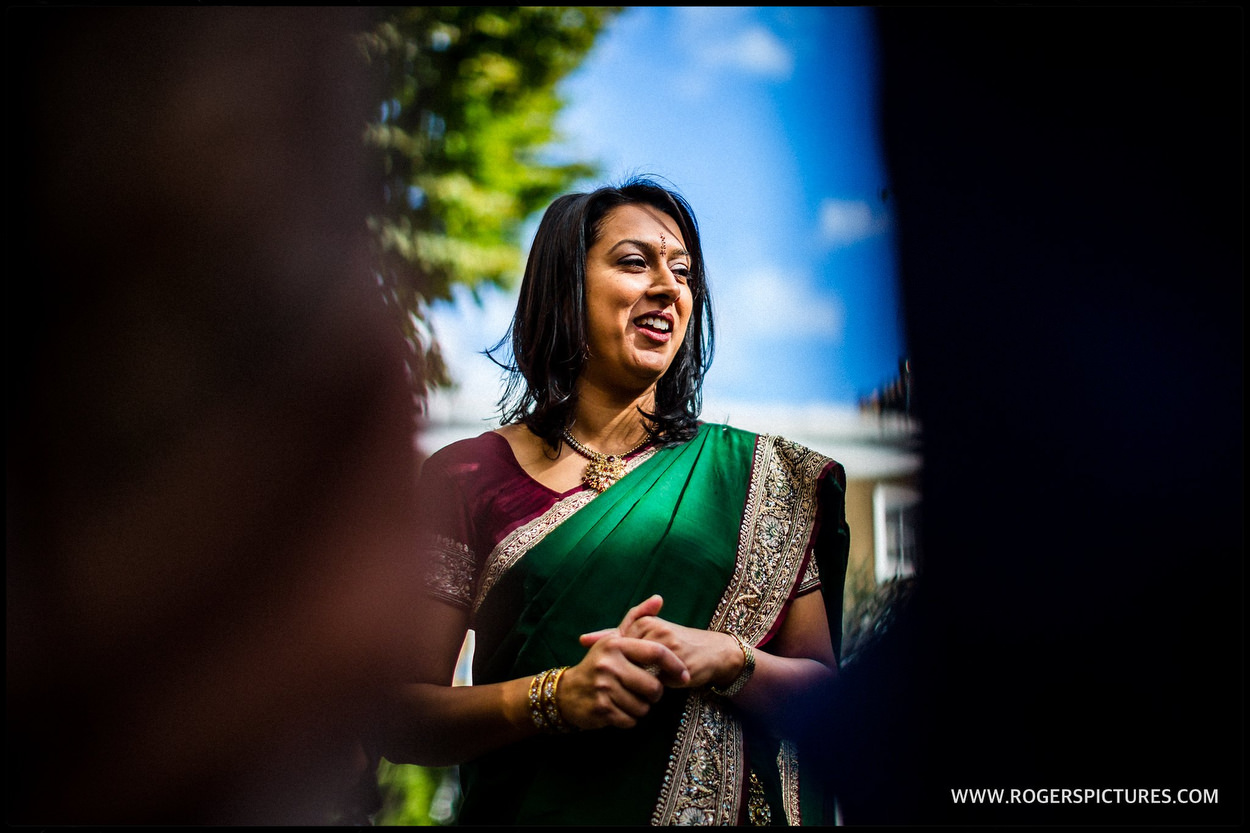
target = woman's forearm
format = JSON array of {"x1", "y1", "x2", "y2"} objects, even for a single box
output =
[
  {"x1": 381, "y1": 677, "x2": 536, "y2": 767},
  {"x1": 691, "y1": 589, "x2": 839, "y2": 740},
  {"x1": 382, "y1": 630, "x2": 688, "y2": 766},
  {"x1": 723, "y1": 648, "x2": 837, "y2": 739}
]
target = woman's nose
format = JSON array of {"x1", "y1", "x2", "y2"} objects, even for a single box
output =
[{"x1": 649, "y1": 264, "x2": 681, "y2": 302}]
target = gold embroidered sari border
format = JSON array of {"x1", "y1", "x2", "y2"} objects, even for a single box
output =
[
  {"x1": 720, "y1": 434, "x2": 830, "y2": 643},
  {"x1": 653, "y1": 433, "x2": 832, "y2": 826},
  {"x1": 651, "y1": 692, "x2": 743, "y2": 825},
  {"x1": 778, "y1": 739, "x2": 801, "y2": 826}
]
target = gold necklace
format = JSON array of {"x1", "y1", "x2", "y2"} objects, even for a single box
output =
[{"x1": 561, "y1": 429, "x2": 651, "y2": 493}]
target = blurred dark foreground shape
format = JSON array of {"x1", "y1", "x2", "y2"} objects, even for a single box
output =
[
  {"x1": 816, "y1": 7, "x2": 1242, "y2": 826},
  {"x1": 7, "y1": 7, "x2": 433, "y2": 824}
]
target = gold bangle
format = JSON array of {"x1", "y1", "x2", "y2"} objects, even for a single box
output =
[
  {"x1": 547, "y1": 666, "x2": 573, "y2": 732},
  {"x1": 528, "y1": 669, "x2": 552, "y2": 730},
  {"x1": 541, "y1": 666, "x2": 562, "y2": 730},
  {"x1": 710, "y1": 633, "x2": 755, "y2": 698},
  {"x1": 529, "y1": 666, "x2": 575, "y2": 733}
]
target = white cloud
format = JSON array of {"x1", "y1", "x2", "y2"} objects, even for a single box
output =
[
  {"x1": 818, "y1": 198, "x2": 891, "y2": 247},
  {"x1": 698, "y1": 25, "x2": 794, "y2": 80},
  {"x1": 673, "y1": 6, "x2": 756, "y2": 33},
  {"x1": 717, "y1": 266, "x2": 845, "y2": 340}
]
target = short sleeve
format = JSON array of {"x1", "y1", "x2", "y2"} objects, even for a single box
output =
[{"x1": 415, "y1": 453, "x2": 481, "y2": 610}]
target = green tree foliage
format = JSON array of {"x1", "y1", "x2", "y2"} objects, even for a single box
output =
[
  {"x1": 357, "y1": 6, "x2": 623, "y2": 402},
  {"x1": 374, "y1": 761, "x2": 451, "y2": 826}
]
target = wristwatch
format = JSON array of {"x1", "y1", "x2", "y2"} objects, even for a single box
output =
[{"x1": 710, "y1": 633, "x2": 755, "y2": 697}]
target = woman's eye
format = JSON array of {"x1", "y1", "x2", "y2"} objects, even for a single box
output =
[
  {"x1": 672, "y1": 264, "x2": 691, "y2": 282},
  {"x1": 620, "y1": 255, "x2": 646, "y2": 269}
]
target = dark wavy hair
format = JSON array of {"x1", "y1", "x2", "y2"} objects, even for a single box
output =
[{"x1": 487, "y1": 175, "x2": 715, "y2": 452}]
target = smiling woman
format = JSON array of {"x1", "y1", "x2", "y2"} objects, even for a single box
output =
[
  {"x1": 375, "y1": 177, "x2": 850, "y2": 825},
  {"x1": 579, "y1": 204, "x2": 694, "y2": 420}
]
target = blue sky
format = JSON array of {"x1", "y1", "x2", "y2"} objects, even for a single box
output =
[{"x1": 429, "y1": 6, "x2": 904, "y2": 426}]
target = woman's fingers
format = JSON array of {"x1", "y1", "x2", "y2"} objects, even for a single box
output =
[
  {"x1": 577, "y1": 627, "x2": 615, "y2": 647},
  {"x1": 618, "y1": 635, "x2": 689, "y2": 687},
  {"x1": 559, "y1": 665, "x2": 646, "y2": 729},
  {"x1": 579, "y1": 595, "x2": 665, "y2": 647},
  {"x1": 560, "y1": 633, "x2": 689, "y2": 729},
  {"x1": 618, "y1": 617, "x2": 738, "y2": 689},
  {"x1": 615, "y1": 594, "x2": 664, "y2": 634},
  {"x1": 620, "y1": 614, "x2": 668, "y2": 642},
  {"x1": 561, "y1": 597, "x2": 693, "y2": 730}
]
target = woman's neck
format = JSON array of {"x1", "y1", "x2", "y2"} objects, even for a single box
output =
[{"x1": 568, "y1": 381, "x2": 655, "y2": 455}]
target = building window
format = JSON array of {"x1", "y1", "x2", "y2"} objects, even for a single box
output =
[{"x1": 873, "y1": 483, "x2": 921, "y2": 583}]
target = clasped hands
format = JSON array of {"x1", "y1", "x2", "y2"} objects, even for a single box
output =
[{"x1": 553, "y1": 594, "x2": 744, "y2": 731}]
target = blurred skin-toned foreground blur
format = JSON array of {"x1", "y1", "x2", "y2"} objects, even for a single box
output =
[{"x1": 7, "y1": 7, "x2": 435, "y2": 824}]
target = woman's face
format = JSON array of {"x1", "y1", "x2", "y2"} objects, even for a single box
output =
[{"x1": 581, "y1": 203, "x2": 694, "y2": 395}]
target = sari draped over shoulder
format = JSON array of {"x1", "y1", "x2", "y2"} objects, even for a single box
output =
[{"x1": 420, "y1": 423, "x2": 849, "y2": 826}]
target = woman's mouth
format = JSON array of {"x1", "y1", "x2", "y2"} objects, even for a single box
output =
[{"x1": 634, "y1": 314, "x2": 673, "y2": 341}]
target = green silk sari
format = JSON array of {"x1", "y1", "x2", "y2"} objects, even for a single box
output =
[{"x1": 458, "y1": 423, "x2": 847, "y2": 825}]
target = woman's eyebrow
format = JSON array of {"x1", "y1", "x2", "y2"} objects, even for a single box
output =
[{"x1": 608, "y1": 238, "x2": 690, "y2": 258}]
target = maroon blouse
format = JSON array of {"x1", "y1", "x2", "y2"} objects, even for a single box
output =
[{"x1": 416, "y1": 430, "x2": 822, "y2": 613}]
